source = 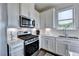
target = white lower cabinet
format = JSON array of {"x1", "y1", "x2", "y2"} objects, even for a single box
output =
[
  {"x1": 8, "y1": 40, "x2": 24, "y2": 56},
  {"x1": 68, "y1": 41, "x2": 79, "y2": 56},
  {"x1": 42, "y1": 37, "x2": 48, "y2": 50},
  {"x1": 40, "y1": 36, "x2": 56, "y2": 53},
  {"x1": 56, "y1": 40, "x2": 68, "y2": 56},
  {"x1": 48, "y1": 37, "x2": 56, "y2": 53},
  {"x1": 40, "y1": 36, "x2": 79, "y2": 56},
  {"x1": 40, "y1": 36, "x2": 69, "y2": 56}
]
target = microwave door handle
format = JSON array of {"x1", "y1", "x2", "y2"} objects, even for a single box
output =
[{"x1": 32, "y1": 20, "x2": 35, "y2": 27}]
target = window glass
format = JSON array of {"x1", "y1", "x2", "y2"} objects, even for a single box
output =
[
  {"x1": 57, "y1": 8, "x2": 74, "y2": 29},
  {"x1": 58, "y1": 9, "x2": 73, "y2": 20}
]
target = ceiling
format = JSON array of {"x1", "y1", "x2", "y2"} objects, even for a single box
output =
[
  {"x1": 35, "y1": 3, "x2": 61, "y2": 12},
  {"x1": 35, "y1": 3, "x2": 79, "y2": 12}
]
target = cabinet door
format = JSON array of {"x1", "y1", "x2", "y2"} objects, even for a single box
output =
[
  {"x1": 34, "y1": 10, "x2": 40, "y2": 29},
  {"x1": 43, "y1": 38, "x2": 48, "y2": 50},
  {"x1": 45, "y1": 9, "x2": 53, "y2": 28},
  {"x1": 20, "y1": 3, "x2": 35, "y2": 19},
  {"x1": 10, "y1": 49, "x2": 24, "y2": 56},
  {"x1": 7, "y1": 3, "x2": 19, "y2": 27},
  {"x1": 29, "y1": 3, "x2": 35, "y2": 19},
  {"x1": 48, "y1": 37, "x2": 56, "y2": 53},
  {"x1": 40, "y1": 9, "x2": 53, "y2": 29},
  {"x1": 41, "y1": 36, "x2": 48, "y2": 50},
  {"x1": 40, "y1": 37, "x2": 43, "y2": 49},
  {"x1": 40, "y1": 12, "x2": 46, "y2": 29},
  {"x1": 20, "y1": 3, "x2": 29, "y2": 17},
  {"x1": 56, "y1": 40, "x2": 68, "y2": 56},
  {"x1": 68, "y1": 41, "x2": 79, "y2": 56}
]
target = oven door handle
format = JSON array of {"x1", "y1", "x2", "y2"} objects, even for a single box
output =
[{"x1": 25, "y1": 40, "x2": 39, "y2": 45}]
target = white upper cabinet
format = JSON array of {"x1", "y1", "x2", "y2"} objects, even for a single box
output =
[
  {"x1": 45, "y1": 9, "x2": 53, "y2": 28},
  {"x1": 29, "y1": 4, "x2": 35, "y2": 19},
  {"x1": 40, "y1": 11, "x2": 46, "y2": 29},
  {"x1": 20, "y1": 3, "x2": 30, "y2": 18},
  {"x1": 34, "y1": 10, "x2": 40, "y2": 29},
  {"x1": 7, "y1": 3, "x2": 19, "y2": 28},
  {"x1": 20, "y1": 3, "x2": 35, "y2": 19},
  {"x1": 40, "y1": 8, "x2": 53, "y2": 29}
]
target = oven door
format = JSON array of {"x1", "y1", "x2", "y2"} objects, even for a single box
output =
[{"x1": 24, "y1": 40, "x2": 39, "y2": 56}]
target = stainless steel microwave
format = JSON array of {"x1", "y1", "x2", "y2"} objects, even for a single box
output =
[{"x1": 19, "y1": 15, "x2": 35, "y2": 28}]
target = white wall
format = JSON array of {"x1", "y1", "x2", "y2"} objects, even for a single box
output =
[{"x1": 0, "y1": 3, "x2": 8, "y2": 56}]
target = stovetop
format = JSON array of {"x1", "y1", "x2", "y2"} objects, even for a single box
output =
[{"x1": 18, "y1": 34, "x2": 38, "y2": 41}]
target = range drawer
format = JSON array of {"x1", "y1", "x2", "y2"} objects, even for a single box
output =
[
  {"x1": 10, "y1": 49, "x2": 24, "y2": 56},
  {"x1": 10, "y1": 42, "x2": 23, "y2": 49},
  {"x1": 10, "y1": 46, "x2": 24, "y2": 52}
]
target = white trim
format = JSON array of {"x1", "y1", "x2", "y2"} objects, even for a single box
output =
[{"x1": 55, "y1": 6, "x2": 75, "y2": 30}]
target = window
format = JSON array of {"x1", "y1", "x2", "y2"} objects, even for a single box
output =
[{"x1": 57, "y1": 8, "x2": 74, "y2": 29}]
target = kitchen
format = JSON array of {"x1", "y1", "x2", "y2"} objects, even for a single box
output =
[{"x1": 1, "y1": 3, "x2": 79, "y2": 56}]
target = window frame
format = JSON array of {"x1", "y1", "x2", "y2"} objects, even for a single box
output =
[{"x1": 55, "y1": 7, "x2": 75, "y2": 30}]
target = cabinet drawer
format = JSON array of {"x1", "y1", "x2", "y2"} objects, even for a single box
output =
[
  {"x1": 42, "y1": 36, "x2": 54, "y2": 39},
  {"x1": 42, "y1": 37, "x2": 49, "y2": 40},
  {"x1": 10, "y1": 47, "x2": 23, "y2": 53},
  {"x1": 10, "y1": 49, "x2": 24, "y2": 56},
  {"x1": 56, "y1": 39, "x2": 71, "y2": 45},
  {"x1": 10, "y1": 46, "x2": 23, "y2": 51},
  {"x1": 10, "y1": 46, "x2": 23, "y2": 52},
  {"x1": 10, "y1": 43, "x2": 23, "y2": 49}
]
